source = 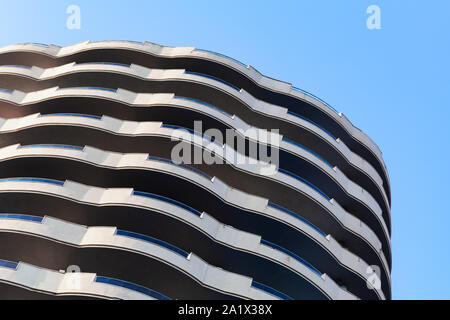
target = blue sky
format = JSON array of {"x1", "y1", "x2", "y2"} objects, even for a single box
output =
[{"x1": 1, "y1": 0, "x2": 449, "y2": 299}]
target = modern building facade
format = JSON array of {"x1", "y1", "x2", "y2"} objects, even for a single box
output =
[{"x1": 0, "y1": 41, "x2": 391, "y2": 300}]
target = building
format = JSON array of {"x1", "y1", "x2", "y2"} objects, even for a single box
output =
[{"x1": 0, "y1": 41, "x2": 391, "y2": 300}]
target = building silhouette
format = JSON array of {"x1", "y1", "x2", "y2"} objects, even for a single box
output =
[{"x1": 0, "y1": 41, "x2": 391, "y2": 300}]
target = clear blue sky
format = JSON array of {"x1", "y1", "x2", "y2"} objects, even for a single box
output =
[{"x1": 1, "y1": 0, "x2": 449, "y2": 300}]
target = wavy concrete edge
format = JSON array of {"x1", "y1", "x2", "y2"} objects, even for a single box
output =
[
  {"x1": 0, "y1": 110, "x2": 391, "y2": 264},
  {"x1": 0, "y1": 40, "x2": 389, "y2": 185},
  {"x1": 0, "y1": 260, "x2": 161, "y2": 300},
  {"x1": 0, "y1": 113, "x2": 392, "y2": 267},
  {"x1": 0, "y1": 143, "x2": 390, "y2": 297},
  {"x1": 0, "y1": 62, "x2": 390, "y2": 209},
  {"x1": 0, "y1": 85, "x2": 390, "y2": 228},
  {"x1": 0, "y1": 215, "x2": 356, "y2": 300},
  {"x1": 0, "y1": 173, "x2": 390, "y2": 299}
]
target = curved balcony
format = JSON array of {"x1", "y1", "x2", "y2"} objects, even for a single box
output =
[
  {"x1": 0, "y1": 215, "x2": 357, "y2": 299},
  {"x1": 0, "y1": 41, "x2": 390, "y2": 201},
  {"x1": 0, "y1": 115, "x2": 391, "y2": 278},
  {"x1": 0, "y1": 145, "x2": 390, "y2": 298},
  {"x1": 0, "y1": 85, "x2": 390, "y2": 236},
  {"x1": 0, "y1": 177, "x2": 383, "y2": 299},
  {"x1": 0, "y1": 63, "x2": 390, "y2": 214},
  {"x1": 0, "y1": 259, "x2": 167, "y2": 300}
]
